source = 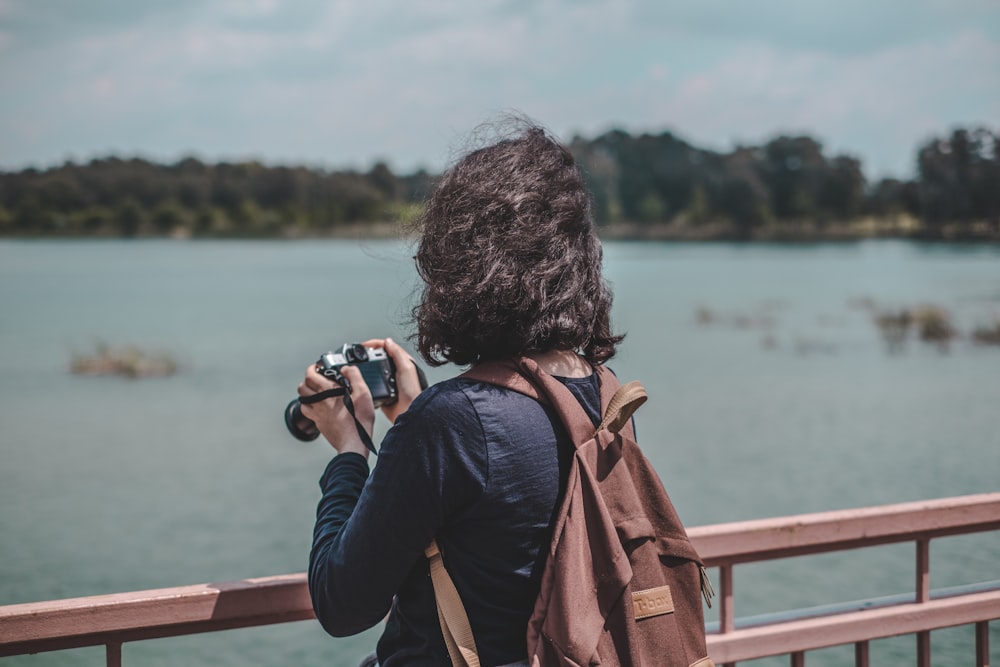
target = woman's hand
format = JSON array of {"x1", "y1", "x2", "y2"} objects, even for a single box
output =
[
  {"x1": 298, "y1": 363, "x2": 375, "y2": 458},
  {"x1": 361, "y1": 337, "x2": 424, "y2": 424}
]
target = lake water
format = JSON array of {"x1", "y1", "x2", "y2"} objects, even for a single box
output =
[{"x1": 1, "y1": 239, "x2": 998, "y2": 666}]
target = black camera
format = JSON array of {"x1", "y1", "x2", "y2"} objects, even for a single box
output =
[{"x1": 285, "y1": 343, "x2": 399, "y2": 442}]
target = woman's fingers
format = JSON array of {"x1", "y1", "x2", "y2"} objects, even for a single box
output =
[
  {"x1": 339, "y1": 365, "x2": 370, "y2": 401},
  {"x1": 302, "y1": 364, "x2": 328, "y2": 391},
  {"x1": 302, "y1": 339, "x2": 424, "y2": 426},
  {"x1": 296, "y1": 363, "x2": 373, "y2": 457},
  {"x1": 380, "y1": 338, "x2": 417, "y2": 384}
]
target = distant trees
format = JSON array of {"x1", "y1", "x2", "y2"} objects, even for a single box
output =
[
  {"x1": 571, "y1": 127, "x2": 997, "y2": 238},
  {"x1": 571, "y1": 131, "x2": 869, "y2": 230},
  {"x1": 0, "y1": 125, "x2": 997, "y2": 239},
  {"x1": 0, "y1": 157, "x2": 428, "y2": 238},
  {"x1": 913, "y1": 128, "x2": 1000, "y2": 235}
]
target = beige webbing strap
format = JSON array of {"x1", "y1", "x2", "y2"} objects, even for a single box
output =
[
  {"x1": 425, "y1": 540, "x2": 481, "y2": 667},
  {"x1": 596, "y1": 380, "x2": 647, "y2": 435}
]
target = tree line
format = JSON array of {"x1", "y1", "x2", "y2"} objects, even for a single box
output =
[
  {"x1": 0, "y1": 125, "x2": 997, "y2": 239},
  {"x1": 570, "y1": 125, "x2": 998, "y2": 238}
]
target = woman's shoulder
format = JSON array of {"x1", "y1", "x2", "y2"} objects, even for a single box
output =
[
  {"x1": 404, "y1": 374, "x2": 525, "y2": 419},
  {"x1": 399, "y1": 368, "x2": 605, "y2": 431},
  {"x1": 389, "y1": 376, "x2": 494, "y2": 439},
  {"x1": 405, "y1": 376, "x2": 477, "y2": 415}
]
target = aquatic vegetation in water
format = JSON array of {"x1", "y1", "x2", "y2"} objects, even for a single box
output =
[
  {"x1": 911, "y1": 306, "x2": 957, "y2": 349},
  {"x1": 694, "y1": 305, "x2": 778, "y2": 329},
  {"x1": 873, "y1": 309, "x2": 912, "y2": 353},
  {"x1": 871, "y1": 304, "x2": 957, "y2": 353},
  {"x1": 70, "y1": 343, "x2": 179, "y2": 378},
  {"x1": 972, "y1": 320, "x2": 1000, "y2": 345},
  {"x1": 697, "y1": 298, "x2": 994, "y2": 356}
]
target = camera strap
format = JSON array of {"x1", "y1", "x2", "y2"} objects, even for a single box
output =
[{"x1": 299, "y1": 387, "x2": 378, "y2": 455}]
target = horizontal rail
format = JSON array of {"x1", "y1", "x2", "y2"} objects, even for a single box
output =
[
  {"x1": 1, "y1": 492, "x2": 998, "y2": 662},
  {"x1": 0, "y1": 574, "x2": 313, "y2": 657},
  {"x1": 704, "y1": 580, "x2": 1000, "y2": 633},
  {"x1": 5, "y1": 579, "x2": 997, "y2": 661},
  {"x1": 687, "y1": 492, "x2": 1000, "y2": 566},
  {"x1": 706, "y1": 586, "x2": 1000, "y2": 664}
]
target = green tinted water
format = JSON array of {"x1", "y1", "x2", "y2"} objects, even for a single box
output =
[{"x1": 1, "y1": 239, "x2": 998, "y2": 666}]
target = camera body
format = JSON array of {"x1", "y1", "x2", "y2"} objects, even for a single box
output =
[
  {"x1": 285, "y1": 343, "x2": 399, "y2": 442},
  {"x1": 316, "y1": 343, "x2": 399, "y2": 408}
]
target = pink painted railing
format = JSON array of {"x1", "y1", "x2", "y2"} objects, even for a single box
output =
[
  {"x1": 688, "y1": 492, "x2": 1000, "y2": 666},
  {"x1": 2, "y1": 493, "x2": 998, "y2": 666}
]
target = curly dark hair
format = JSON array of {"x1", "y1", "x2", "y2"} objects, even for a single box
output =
[{"x1": 412, "y1": 122, "x2": 623, "y2": 367}]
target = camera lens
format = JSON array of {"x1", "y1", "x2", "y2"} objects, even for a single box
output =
[{"x1": 285, "y1": 399, "x2": 320, "y2": 442}]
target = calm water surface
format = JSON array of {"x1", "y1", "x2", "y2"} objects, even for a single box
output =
[{"x1": 1, "y1": 239, "x2": 998, "y2": 666}]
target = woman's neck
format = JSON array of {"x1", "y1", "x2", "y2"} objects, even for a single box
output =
[{"x1": 526, "y1": 350, "x2": 592, "y2": 378}]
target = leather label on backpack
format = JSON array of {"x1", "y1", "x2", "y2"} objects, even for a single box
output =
[{"x1": 631, "y1": 585, "x2": 674, "y2": 620}]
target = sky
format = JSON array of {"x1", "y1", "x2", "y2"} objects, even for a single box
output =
[{"x1": 1, "y1": 0, "x2": 998, "y2": 180}]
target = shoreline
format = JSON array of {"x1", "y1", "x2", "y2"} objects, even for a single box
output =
[
  {"x1": 2, "y1": 221, "x2": 999, "y2": 243},
  {"x1": 595, "y1": 219, "x2": 1000, "y2": 243}
]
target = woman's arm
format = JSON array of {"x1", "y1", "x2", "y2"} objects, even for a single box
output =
[
  {"x1": 307, "y1": 383, "x2": 488, "y2": 637},
  {"x1": 309, "y1": 452, "x2": 378, "y2": 636}
]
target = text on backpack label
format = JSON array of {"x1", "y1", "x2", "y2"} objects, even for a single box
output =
[{"x1": 631, "y1": 585, "x2": 674, "y2": 620}]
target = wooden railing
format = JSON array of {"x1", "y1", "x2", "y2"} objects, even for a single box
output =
[
  {"x1": 688, "y1": 492, "x2": 1000, "y2": 666},
  {"x1": 2, "y1": 493, "x2": 999, "y2": 666}
]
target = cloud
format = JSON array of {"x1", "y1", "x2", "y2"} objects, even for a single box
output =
[
  {"x1": 0, "y1": 0, "x2": 997, "y2": 177},
  {"x1": 634, "y1": 0, "x2": 1000, "y2": 56},
  {"x1": 701, "y1": 30, "x2": 998, "y2": 174},
  {"x1": 546, "y1": 28, "x2": 1000, "y2": 177}
]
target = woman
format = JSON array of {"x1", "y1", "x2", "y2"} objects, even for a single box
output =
[{"x1": 300, "y1": 122, "x2": 623, "y2": 666}]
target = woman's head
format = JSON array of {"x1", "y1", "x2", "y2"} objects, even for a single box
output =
[{"x1": 412, "y1": 121, "x2": 623, "y2": 366}]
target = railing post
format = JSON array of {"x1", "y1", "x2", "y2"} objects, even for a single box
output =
[
  {"x1": 106, "y1": 641, "x2": 122, "y2": 667},
  {"x1": 720, "y1": 565, "x2": 734, "y2": 633},
  {"x1": 790, "y1": 651, "x2": 805, "y2": 667},
  {"x1": 916, "y1": 631, "x2": 930, "y2": 667},
  {"x1": 916, "y1": 538, "x2": 930, "y2": 603},
  {"x1": 915, "y1": 537, "x2": 931, "y2": 667},
  {"x1": 976, "y1": 621, "x2": 989, "y2": 667},
  {"x1": 854, "y1": 640, "x2": 869, "y2": 667},
  {"x1": 719, "y1": 564, "x2": 735, "y2": 667}
]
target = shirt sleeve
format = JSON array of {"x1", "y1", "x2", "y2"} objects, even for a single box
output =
[{"x1": 308, "y1": 382, "x2": 488, "y2": 637}]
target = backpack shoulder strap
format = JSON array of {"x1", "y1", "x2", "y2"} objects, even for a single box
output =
[
  {"x1": 424, "y1": 540, "x2": 480, "y2": 667},
  {"x1": 597, "y1": 380, "x2": 647, "y2": 436},
  {"x1": 460, "y1": 359, "x2": 542, "y2": 402},
  {"x1": 461, "y1": 357, "x2": 643, "y2": 445}
]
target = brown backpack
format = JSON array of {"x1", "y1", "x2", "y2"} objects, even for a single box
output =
[{"x1": 427, "y1": 357, "x2": 714, "y2": 667}]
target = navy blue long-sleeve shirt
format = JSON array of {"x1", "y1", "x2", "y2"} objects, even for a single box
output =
[{"x1": 309, "y1": 373, "x2": 602, "y2": 667}]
